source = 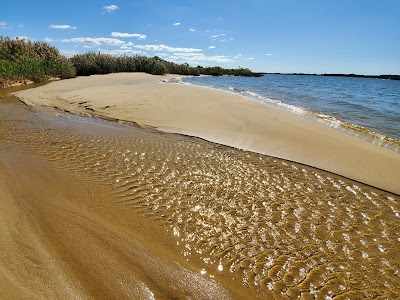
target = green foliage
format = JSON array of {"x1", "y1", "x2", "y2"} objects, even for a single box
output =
[
  {"x1": 70, "y1": 52, "x2": 201, "y2": 76},
  {"x1": 198, "y1": 66, "x2": 260, "y2": 77},
  {"x1": 70, "y1": 52, "x2": 260, "y2": 77},
  {"x1": 1, "y1": 36, "x2": 260, "y2": 87},
  {"x1": 0, "y1": 36, "x2": 76, "y2": 87}
]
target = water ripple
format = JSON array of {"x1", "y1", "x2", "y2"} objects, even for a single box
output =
[{"x1": 1, "y1": 102, "x2": 399, "y2": 299}]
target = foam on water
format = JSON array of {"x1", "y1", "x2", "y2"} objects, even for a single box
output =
[{"x1": 168, "y1": 75, "x2": 400, "y2": 152}]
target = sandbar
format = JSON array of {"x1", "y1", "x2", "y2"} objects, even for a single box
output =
[{"x1": 14, "y1": 73, "x2": 400, "y2": 194}]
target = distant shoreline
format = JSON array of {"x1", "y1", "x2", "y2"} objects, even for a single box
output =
[{"x1": 261, "y1": 73, "x2": 400, "y2": 81}]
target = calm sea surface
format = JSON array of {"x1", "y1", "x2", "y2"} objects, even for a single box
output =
[{"x1": 175, "y1": 75, "x2": 400, "y2": 149}]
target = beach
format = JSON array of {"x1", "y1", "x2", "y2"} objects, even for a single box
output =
[
  {"x1": 1, "y1": 74, "x2": 400, "y2": 299},
  {"x1": 14, "y1": 73, "x2": 400, "y2": 194}
]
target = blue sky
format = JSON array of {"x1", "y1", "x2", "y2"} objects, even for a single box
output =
[{"x1": 1, "y1": 0, "x2": 399, "y2": 74}]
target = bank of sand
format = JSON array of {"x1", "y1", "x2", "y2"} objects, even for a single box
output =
[{"x1": 14, "y1": 73, "x2": 400, "y2": 194}]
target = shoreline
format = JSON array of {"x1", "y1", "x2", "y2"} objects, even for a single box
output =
[{"x1": 13, "y1": 72, "x2": 400, "y2": 194}]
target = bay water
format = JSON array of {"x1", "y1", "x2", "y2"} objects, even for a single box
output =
[{"x1": 173, "y1": 74, "x2": 400, "y2": 151}]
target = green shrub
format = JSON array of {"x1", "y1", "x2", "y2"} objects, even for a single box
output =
[{"x1": 1, "y1": 36, "x2": 259, "y2": 87}]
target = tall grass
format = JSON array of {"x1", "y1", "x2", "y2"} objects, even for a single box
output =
[
  {"x1": 70, "y1": 53, "x2": 261, "y2": 77},
  {"x1": 1, "y1": 36, "x2": 260, "y2": 87},
  {"x1": 70, "y1": 53, "x2": 201, "y2": 76},
  {"x1": 0, "y1": 36, "x2": 75, "y2": 87}
]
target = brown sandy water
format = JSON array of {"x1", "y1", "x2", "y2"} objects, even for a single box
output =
[{"x1": 0, "y1": 90, "x2": 399, "y2": 299}]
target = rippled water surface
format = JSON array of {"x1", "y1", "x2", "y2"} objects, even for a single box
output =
[{"x1": 1, "y1": 94, "x2": 399, "y2": 299}]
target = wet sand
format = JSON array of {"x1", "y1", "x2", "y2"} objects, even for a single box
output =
[
  {"x1": 14, "y1": 73, "x2": 400, "y2": 194},
  {"x1": 1, "y1": 79, "x2": 400, "y2": 299}
]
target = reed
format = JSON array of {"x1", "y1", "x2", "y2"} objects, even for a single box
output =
[
  {"x1": 70, "y1": 53, "x2": 261, "y2": 77},
  {"x1": 0, "y1": 36, "x2": 75, "y2": 87},
  {"x1": 1, "y1": 36, "x2": 260, "y2": 87},
  {"x1": 70, "y1": 52, "x2": 200, "y2": 76}
]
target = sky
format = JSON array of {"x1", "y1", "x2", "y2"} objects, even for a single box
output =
[{"x1": 1, "y1": 0, "x2": 399, "y2": 75}]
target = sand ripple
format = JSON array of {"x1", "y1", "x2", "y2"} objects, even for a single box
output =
[{"x1": 0, "y1": 101, "x2": 399, "y2": 299}]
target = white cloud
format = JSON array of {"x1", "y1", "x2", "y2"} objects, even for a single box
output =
[
  {"x1": 189, "y1": 28, "x2": 195, "y2": 32},
  {"x1": 229, "y1": 38, "x2": 234, "y2": 40},
  {"x1": 244, "y1": 57, "x2": 255, "y2": 60},
  {"x1": 208, "y1": 46, "x2": 216, "y2": 49},
  {"x1": 220, "y1": 39, "x2": 226, "y2": 42},
  {"x1": 111, "y1": 32, "x2": 146, "y2": 39},
  {"x1": 61, "y1": 37, "x2": 125, "y2": 47},
  {"x1": 234, "y1": 54, "x2": 242, "y2": 58},
  {"x1": 0, "y1": 21, "x2": 6, "y2": 29},
  {"x1": 266, "y1": 53, "x2": 272, "y2": 56},
  {"x1": 211, "y1": 34, "x2": 225, "y2": 38},
  {"x1": 133, "y1": 44, "x2": 201, "y2": 53},
  {"x1": 169, "y1": 52, "x2": 234, "y2": 63},
  {"x1": 173, "y1": 22, "x2": 181, "y2": 26},
  {"x1": 50, "y1": 24, "x2": 77, "y2": 29},
  {"x1": 60, "y1": 49, "x2": 79, "y2": 57},
  {"x1": 17, "y1": 36, "x2": 30, "y2": 40},
  {"x1": 43, "y1": 37, "x2": 54, "y2": 42},
  {"x1": 98, "y1": 48, "x2": 145, "y2": 55},
  {"x1": 103, "y1": 5, "x2": 119, "y2": 12}
]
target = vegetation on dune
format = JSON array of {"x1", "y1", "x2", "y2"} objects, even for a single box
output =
[
  {"x1": 0, "y1": 36, "x2": 260, "y2": 88},
  {"x1": 69, "y1": 53, "x2": 195, "y2": 76},
  {"x1": 0, "y1": 37, "x2": 76, "y2": 87},
  {"x1": 70, "y1": 53, "x2": 261, "y2": 77}
]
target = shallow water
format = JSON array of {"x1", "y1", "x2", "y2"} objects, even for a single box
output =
[{"x1": 0, "y1": 93, "x2": 399, "y2": 299}]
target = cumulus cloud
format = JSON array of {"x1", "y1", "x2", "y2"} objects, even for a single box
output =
[
  {"x1": 60, "y1": 37, "x2": 125, "y2": 47},
  {"x1": 111, "y1": 32, "x2": 146, "y2": 39},
  {"x1": 243, "y1": 57, "x2": 255, "y2": 60},
  {"x1": 211, "y1": 34, "x2": 225, "y2": 38},
  {"x1": 208, "y1": 46, "x2": 216, "y2": 49},
  {"x1": 133, "y1": 44, "x2": 201, "y2": 53},
  {"x1": 103, "y1": 5, "x2": 119, "y2": 12},
  {"x1": 60, "y1": 49, "x2": 79, "y2": 57},
  {"x1": 98, "y1": 48, "x2": 145, "y2": 56},
  {"x1": 266, "y1": 53, "x2": 272, "y2": 56},
  {"x1": 189, "y1": 28, "x2": 195, "y2": 32},
  {"x1": 0, "y1": 21, "x2": 6, "y2": 29},
  {"x1": 169, "y1": 52, "x2": 234, "y2": 63},
  {"x1": 50, "y1": 24, "x2": 77, "y2": 29},
  {"x1": 16, "y1": 36, "x2": 30, "y2": 40},
  {"x1": 234, "y1": 54, "x2": 242, "y2": 58},
  {"x1": 43, "y1": 37, "x2": 54, "y2": 42},
  {"x1": 173, "y1": 22, "x2": 181, "y2": 26}
]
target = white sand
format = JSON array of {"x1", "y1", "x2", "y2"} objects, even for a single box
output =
[{"x1": 14, "y1": 73, "x2": 400, "y2": 194}]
